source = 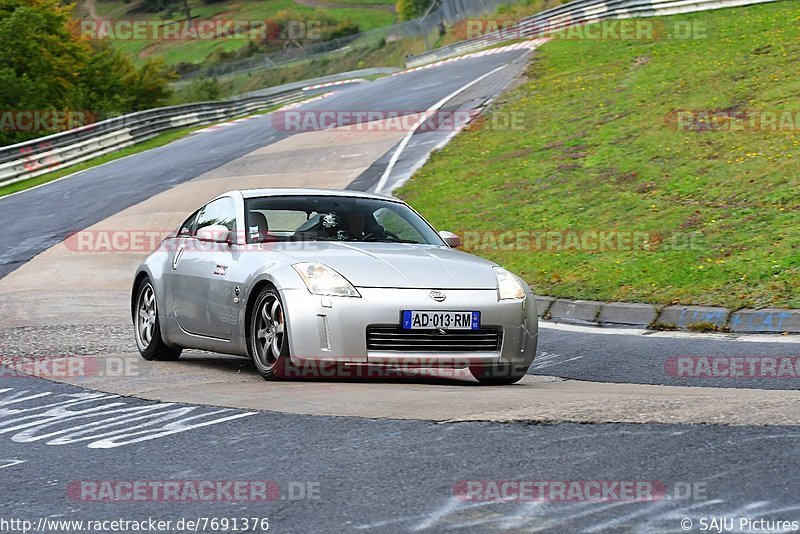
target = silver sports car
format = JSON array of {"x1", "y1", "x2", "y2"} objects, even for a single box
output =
[{"x1": 132, "y1": 189, "x2": 538, "y2": 385}]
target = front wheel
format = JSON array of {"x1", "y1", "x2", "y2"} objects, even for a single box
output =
[
  {"x1": 134, "y1": 278, "x2": 182, "y2": 361},
  {"x1": 469, "y1": 363, "x2": 528, "y2": 385},
  {"x1": 249, "y1": 287, "x2": 293, "y2": 380}
]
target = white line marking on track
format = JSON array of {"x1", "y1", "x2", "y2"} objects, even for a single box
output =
[
  {"x1": 190, "y1": 115, "x2": 258, "y2": 135},
  {"x1": 302, "y1": 78, "x2": 368, "y2": 91},
  {"x1": 375, "y1": 65, "x2": 506, "y2": 194},
  {"x1": 392, "y1": 38, "x2": 548, "y2": 78},
  {"x1": 375, "y1": 39, "x2": 548, "y2": 194}
]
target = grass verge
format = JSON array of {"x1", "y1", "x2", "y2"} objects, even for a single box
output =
[
  {"x1": 398, "y1": 1, "x2": 800, "y2": 309},
  {"x1": 96, "y1": 0, "x2": 397, "y2": 68}
]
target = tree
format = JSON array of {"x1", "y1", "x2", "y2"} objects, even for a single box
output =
[
  {"x1": 0, "y1": 0, "x2": 176, "y2": 145},
  {"x1": 396, "y1": 0, "x2": 433, "y2": 21},
  {"x1": 0, "y1": 0, "x2": 84, "y2": 110},
  {"x1": 125, "y1": 57, "x2": 176, "y2": 111}
]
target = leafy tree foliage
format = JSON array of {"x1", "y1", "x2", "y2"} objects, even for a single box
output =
[
  {"x1": 0, "y1": 0, "x2": 176, "y2": 145},
  {"x1": 396, "y1": 0, "x2": 432, "y2": 21}
]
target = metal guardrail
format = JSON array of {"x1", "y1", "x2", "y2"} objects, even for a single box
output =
[
  {"x1": 406, "y1": 0, "x2": 782, "y2": 67},
  {"x1": 0, "y1": 90, "x2": 306, "y2": 188},
  {"x1": 0, "y1": 67, "x2": 407, "y2": 189}
]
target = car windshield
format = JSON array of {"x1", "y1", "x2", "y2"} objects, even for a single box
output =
[{"x1": 243, "y1": 195, "x2": 446, "y2": 245}]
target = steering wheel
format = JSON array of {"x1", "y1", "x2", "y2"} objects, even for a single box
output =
[{"x1": 363, "y1": 230, "x2": 401, "y2": 242}]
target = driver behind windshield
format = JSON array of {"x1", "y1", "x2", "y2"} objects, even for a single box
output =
[
  {"x1": 244, "y1": 196, "x2": 438, "y2": 245},
  {"x1": 318, "y1": 212, "x2": 384, "y2": 241}
]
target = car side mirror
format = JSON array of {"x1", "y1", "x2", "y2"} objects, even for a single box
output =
[
  {"x1": 196, "y1": 224, "x2": 231, "y2": 244},
  {"x1": 439, "y1": 231, "x2": 461, "y2": 248}
]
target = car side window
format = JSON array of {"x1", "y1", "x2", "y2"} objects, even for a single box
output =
[
  {"x1": 178, "y1": 210, "x2": 199, "y2": 237},
  {"x1": 196, "y1": 197, "x2": 236, "y2": 233},
  {"x1": 373, "y1": 207, "x2": 425, "y2": 243}
]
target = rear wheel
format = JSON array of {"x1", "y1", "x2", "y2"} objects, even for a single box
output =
[
  {"x1": 134, "y1": 278, "x2": 181, "y2": 361},
  {"x1": 469, "y1": 363, "x2": 528, "y2": 385},
  {"x1": 249, "y1": 287, "x2": 293, "y2": 380}
]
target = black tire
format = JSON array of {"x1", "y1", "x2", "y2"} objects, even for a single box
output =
[
  {"x1": 469, "y1": 363, "x2": 528, "y2": 385},
  {"x1": 133, "y1": 278, "x2": 182, "y2": 361},
  {"x1": 248, "y1": 286, "x2": 293, "y2": 380}
]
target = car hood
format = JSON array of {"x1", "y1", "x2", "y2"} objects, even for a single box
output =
[{"x1": 265, "y1": 241, "x2": 499, "y2": 289}]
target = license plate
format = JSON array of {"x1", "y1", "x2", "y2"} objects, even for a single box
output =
[{"x1": 401, "y1": 311, "x2": 480, "y2": 330}]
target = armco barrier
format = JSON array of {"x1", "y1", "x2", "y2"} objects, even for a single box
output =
[
  {"x1": 0, "y1": 66, "x2": 404, "y2": 189},
  {"x1": 0, "y1": 90, "x2": 305, "y2": 188},
  {"x1": 406, "y1": 0, "x2": 782, "y2": 67}
]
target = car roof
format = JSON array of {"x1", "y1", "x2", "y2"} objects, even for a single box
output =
[{"x1": 230, "y1": 188, "x2": 401, "y2": 203}]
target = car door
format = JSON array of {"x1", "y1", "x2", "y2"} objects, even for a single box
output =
[
  {"x1": 172, "y1": 196, "x2": 237, "y2": 339},
  {"x1": 166, "y1": 208, "x2": 198, "y2": 318}
]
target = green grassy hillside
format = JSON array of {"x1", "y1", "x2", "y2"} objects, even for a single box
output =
[
  {"x1": 79, "y1": 0, "x2": 397, "y2": 68},
  {"x1": 399, "y1": 1, "x2": 800, "y2": 309}
]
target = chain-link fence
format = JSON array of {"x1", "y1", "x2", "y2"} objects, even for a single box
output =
[{"x1": 180, "y1": 0, "x2": 516, "y2": 81}]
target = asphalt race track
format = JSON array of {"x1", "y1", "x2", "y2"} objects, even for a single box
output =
[
  {"x1": 1, "y1": 377, "x2": 799, "y2": 533},
  {"x1": 1, "y1": 46, "x2": 798, "y2": 533}
]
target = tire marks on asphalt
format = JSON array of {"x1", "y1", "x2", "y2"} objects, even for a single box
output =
[{"x1": 0, "y1": 458, "x2": 25, "y2": 469}]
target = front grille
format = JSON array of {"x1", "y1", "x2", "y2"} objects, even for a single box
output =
[{"x1": 366, "y1": 326, "x2": 501, "y2": 353}]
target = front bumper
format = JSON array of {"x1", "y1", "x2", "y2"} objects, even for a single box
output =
[{"x1": 281, "y1": 287, "x2": 538, "y2": 368}]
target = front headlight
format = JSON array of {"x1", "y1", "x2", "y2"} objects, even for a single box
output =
[
  {"x1": 493, "y1": 266, "x2": 525, "y2": 300},
  {"x1": 292, "y1": 262, "x2": 361, "y2": 297}
]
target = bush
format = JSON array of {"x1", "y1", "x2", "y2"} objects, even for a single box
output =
[
  {"x1": 396, "y1": 0, "x2": 432, "y2": 21},
  {"x1": 0, "y1": 0, "x2": 176, "y2": 145},
  {"x1": 182, "y1": 78, "x2": 223, "y2": 102}
]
